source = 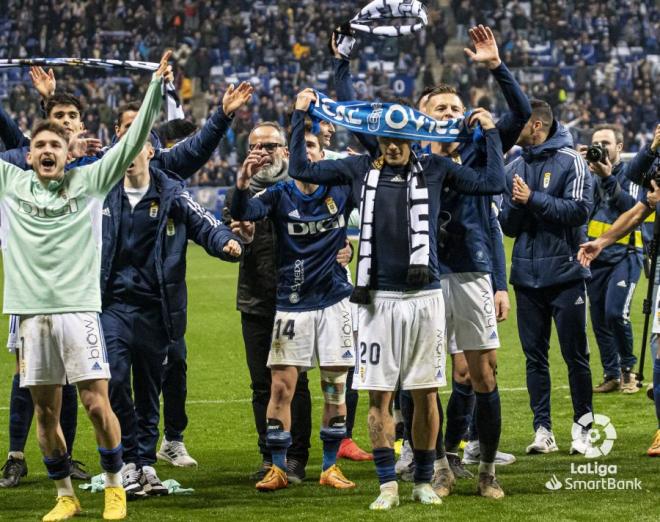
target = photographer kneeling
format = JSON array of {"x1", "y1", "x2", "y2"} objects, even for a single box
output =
[{"x1": 582, "y1": 124, "x2": 659, "y2": 394}]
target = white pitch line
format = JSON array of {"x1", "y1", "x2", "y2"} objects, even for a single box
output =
[{"x1": 0, "y1": 385, "x2": 572, "y2": 409}]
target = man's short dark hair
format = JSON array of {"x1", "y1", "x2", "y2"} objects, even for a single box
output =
[
  {"x1": 116, "y1": 101, "x2": 142, "y2": 128},
  {"x1": 529, "y1": 99, "x2": 553, "y2": 129},
  {"x1": 592, "y1": 123, "x2": 624, "y2": 145},
  {"x1": 45, "y1": 93, "x2": 84, "y2": 118},
  {"x1": 420, "y1": 84, "x2": 464, "y2": 109},
  {"x1": 31, "y1": 120, "x2": 69, "y2": 143},
  {"x1": 304, "y1": 129, "x2": 321, "y2": 148}
]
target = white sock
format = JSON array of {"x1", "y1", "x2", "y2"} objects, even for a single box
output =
[
  {"x1": 380, "y1": 480, "x2": 398, "y2": 494},
  {"x1": 434, "y1": 456, "x2": 449, "y2": 471},
  {"x1": 479, "y1": 461, "x2": 495, "y2": 476},
  {"x1": 55, "y1": 476, "x2": 75, "y2": 497},
  {"x1": 8, "y1": 451, "x2": 24, "y2": 460},
  {"x1": 105, "y1": 471, "x2": 122, "y2": 488}
]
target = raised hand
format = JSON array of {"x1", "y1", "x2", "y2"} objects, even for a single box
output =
[
  {"x1": 222, "y1": 82, "x2": 254, "y2": 115},
  {"x1": 464, "y1": 25, "x2": 501, "y2": 69},
  {"x1": 651, "y1": 123, "x2": 660, "y2": 153},
  {"x1": 236, "y1": 149, "x2": 272, "y2": 190},
  {"x1": 468, "y1": 107, "x2": 496, "y2": 130},
  {"x1": 223, "y1": 239, "x2": 242, "y2": 258},
  {"x1": 29, "y1": 66, "x2": 56, "y2": 99},
  {"x1": 295, "y1": 88, "x2": 318, "y2": 112},
  {"x1": 155, "y1": 50, "x2": 174, "y2": 83}
]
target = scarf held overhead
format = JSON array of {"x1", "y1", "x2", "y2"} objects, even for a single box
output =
[
  {"x1": 0, "y1": 58, "x2": 184, "y2": 121},
  {"x1": 309, "y1": 91, "x2": 473, "y2": 143}
]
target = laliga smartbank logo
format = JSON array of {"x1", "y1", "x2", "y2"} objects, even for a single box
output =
[{"x1": 544, "y1": 414, "x2": 642, "y2": 492}]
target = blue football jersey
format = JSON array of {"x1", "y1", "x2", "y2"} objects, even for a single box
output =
[{"x1": 231, "y1": 180, "x2": 354, "y2": 311}]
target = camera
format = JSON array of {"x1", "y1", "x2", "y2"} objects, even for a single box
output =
[
  {"x1": 641, "y1": 159, "x2": 660, "y2": 190},
  {"x1": 585, "y1": 143, "x2": 609, "y2": 163}
]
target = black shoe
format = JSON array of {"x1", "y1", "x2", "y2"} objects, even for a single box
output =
[
  {"x1": 286, "y1": 457, "x2": 306, "y2": 484},
  {"x1": 395, "y1": 421, "x2": 404, "y2": 441},
  {"x1": 0, "y1": 457, "x2": 27, "y2": 488},
  {"x1": 250, "y1": 459, "x2": 272, "y2": 481},
  {"x1": 69, "y1": 459, "x2": 91, "y2": 481},
  {"x1": 447, "y1": 453, "x2": 474, "y2": 479}
]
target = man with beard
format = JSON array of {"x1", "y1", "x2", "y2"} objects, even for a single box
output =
[{"x1": 225, "y1": 122, "x2": 351, "y2": 483}]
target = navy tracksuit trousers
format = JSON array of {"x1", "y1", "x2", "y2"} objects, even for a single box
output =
[
  {"x1": 586, "y1": 255, "x2": 641, "y2": 379},
  {"x1": 102, "y1": 302, "x2": 169, "y2": 467},
  {"x1": 515, "y1": 280, "x2": 593, "y2": 431},
  {"x1": 162, "y1": 337, "x2": 188, "y2": 442}
]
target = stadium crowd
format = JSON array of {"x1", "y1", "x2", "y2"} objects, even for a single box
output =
[{"x1": 0, "y1": 0, "x2": 657, "y2": 186}]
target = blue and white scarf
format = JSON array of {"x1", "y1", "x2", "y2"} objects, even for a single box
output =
[{"x1": 309, "y1": 91, "x2": 472, "y2": 143}]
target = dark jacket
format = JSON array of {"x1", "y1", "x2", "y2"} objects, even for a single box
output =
[
  {"x1": 101, "y1": 167, "x2": 241, "y2": 340},
  {"x1": 587, "y1": 149, "x2": 657, "y2": 265},
  {"x1": 224, "y1": 186, "x2": 278, "y2": 317},
  {"x1": 500, "y1": 122, "x2": 593, "y2": 288}
]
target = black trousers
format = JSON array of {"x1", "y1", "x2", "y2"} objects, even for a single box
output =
[{"x1": 241, "y1": 312, "x2": 311, "y2": 462}]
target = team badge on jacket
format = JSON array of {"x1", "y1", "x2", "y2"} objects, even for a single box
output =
[
  {"x1": 167, "y1": 218, "x2": 175, "y2": 236},
  {"x1": 543, "y1": 172, "x2": 551, "y2": 188},
  {"x1": 325, "y1": 196, "x2": 338, "y2": 215},
  {"x1": 150, "y1": 202, "x2": 159, "y2": 218}
]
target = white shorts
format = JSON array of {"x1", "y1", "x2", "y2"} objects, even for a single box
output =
[
  {"x1": 441, "y1": 272, "x2": 500, "y2": 351},
  {"x1": 18, "y1": 312, "x2": 110, "y2": 386},
  {"x1": 268, "y1": 298, "x2": 355, "y2": 371},
  {"x1": 353, "y1": 289, "x2": 447, "y2": 391}
]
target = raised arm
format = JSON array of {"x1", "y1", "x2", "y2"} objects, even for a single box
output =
[
  {"x1": 80, "y1": 53, "x2": 169, "y2": 196},
  {"x1": 521, "y1": 155, "x2": 593, "y2": 226},
  {"x1": 179, "y1": 190, "x2": 242, "y2": 261},
  {"x1": 623, "y1": 125, "x2": 659, "y2": 185},
  {"x1": 0, "y1": 103, "x2": 29, "y2": 150},
  {"x1": 444, "y1": 111, "x2": 505, "y2": 195},
  {"x1": 154, "y1": 82, "x2": 253, "y2": 179},
  {"x1": 463, "y1": 25, "x2": 532, "y2": 153},
  {"x1": 289, "y1": 90, "x2": 364, "y2": 186}
]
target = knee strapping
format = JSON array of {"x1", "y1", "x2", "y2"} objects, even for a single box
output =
[{"x1": 320, "y1": 369, "x2": 348, "y2": 405}]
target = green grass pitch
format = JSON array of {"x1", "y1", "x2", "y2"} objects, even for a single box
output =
[{"x1": 0, "y1": 239, "x2": 658, "y2": 521}]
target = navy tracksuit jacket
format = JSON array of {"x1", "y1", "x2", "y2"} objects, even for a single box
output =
[
  {"x1": 586, "y1": 149, "x2": 657, "y2": 379},
  {"x1": 500, "y1": 121, "x2": 594, "y2": 431},
  {"x1": 100, "y1": 167, "x2": 240, "y2": 466}
]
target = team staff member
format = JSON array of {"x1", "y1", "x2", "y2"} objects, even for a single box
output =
[
  {"x1": 500, "y1": 100, "x2": 593, "y2": 456},
  {"x1": 583, "y1": 124, "x2": 659, "y2": 393}
]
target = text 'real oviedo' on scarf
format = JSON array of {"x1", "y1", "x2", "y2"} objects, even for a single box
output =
[
  {"x1": 308, "y1": 90, "x2": 475, "y2": 143},
  {"x1": 0, "y1": 58, "x2": 184, "y2": 121},
  {"x1": 334, "y1": 0, "x2": 429, "y2": 59},
  {"x1": 351, "y1": 152, "x2": 430, "y2": 304}
]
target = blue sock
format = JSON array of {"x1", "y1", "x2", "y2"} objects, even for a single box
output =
[
  {"x1": 320, "y1": 417, "x2": 346, "y2": 471},
  {"x1": 43, "y1": 453, "x2": 71, "y2": 480},
  {"x1": 9, "y1": 373, "x2": 34, "y2": 452},
  {"x1": 445, "y1": 380, "x2": 475, "y2": 452},
  {"x1": 265, "y1": 419, "x2": 291, "y2": 471},
  {"x1": 654, "y1": 359, "x2": 660, "y2": 429},
  {"x1": 373, "y1": 447, "x2": 397, "y2": 485},
  {"x1": 98, "y1": 444, "x2": 123, "y2": 474},
  {"x1": 475, "y1": 388, "x2": 501, "y2": 463},
  {"x1": 413, "y1": 449, "x2": 435, "y2": 484},
  {"x1": 61, "y1": 384, "x2": 78, "y2": 455}
]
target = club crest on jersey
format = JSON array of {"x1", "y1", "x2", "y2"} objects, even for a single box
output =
[
  {"x1": 150, "y1": 202, "x2": 159, "y2": 218},
  {"x1": 543, "y1": 172, "x2": 551, "y2": 188},
  {"x1": 289, "y1": 292, "x2": 300, "y2": 304},
  {"x1": 325, "y1": 196, "x2": 338, "y2": 215},
  {"x1": 167, "y1": 218, "x2": 175, "y2": 236}
]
